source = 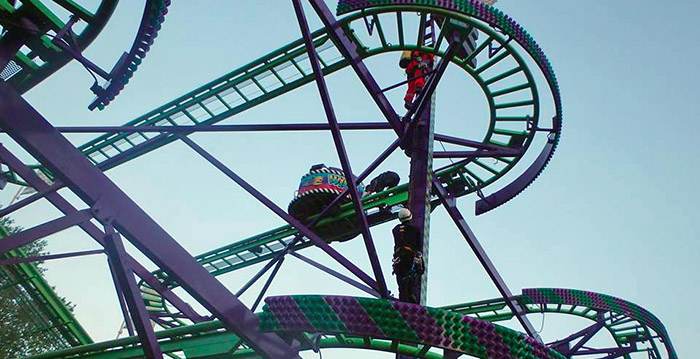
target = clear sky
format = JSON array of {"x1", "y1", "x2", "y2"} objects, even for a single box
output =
[{"x1": 2, "y1": 1, "x2": 698, "y2": 358}]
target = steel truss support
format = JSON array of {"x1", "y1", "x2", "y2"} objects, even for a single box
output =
[
  {"x1": 0, "y1": 209, "x2": 93, "y2": 254},
  {"x1": 289, "y1": 251, "x2": 380, "y2": 297},
  {"x1": 21, "y1": 122, "x2": 393, "y2": 134},
  {"x1": 406, "y1": 95, "x2": 435, "y2": 307},
  {"x1": 0, "y1": 83, "x2": 297, "y2": 358},
  {"x1": 0, "y1": 144, "x2": 206, "y2": 324},
  {"x1": 548, "y1": 312, "x2": 606, "y2": 356},
  {"x1": 402, "y1": 32, "x2": 460, "y2": 309},
  {"x1": 0, "y1": 249, "x2": 103, "y2": 266},
  {"x1": 431, "y1": 178, "x2": 540, "y2": 340},
  {"x1": 102, "y1": 225, "x2": 162, "y2": 359},
  {"x1": 252, "y1": 256, "x2": 285, "y2": 312},
  {"x1": 293, "y1": 0, "x2": 388, "y2": 298},
  {"x1": 0, "y1": 182, "x2": 61, "y2": 218},
  {"x1": 177, "y1": 134, "x2": 379, "y2": 293},
  {"x1": 236, "y1": 136, "x2": 400, "y2": 303},
  {"x1": 306, "y1": 0, "x2": 403, "y2": 136}
]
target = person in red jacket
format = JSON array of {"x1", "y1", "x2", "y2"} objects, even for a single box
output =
[{"x1": 400, "y1": 50, "x2": 434, "y2": 110}]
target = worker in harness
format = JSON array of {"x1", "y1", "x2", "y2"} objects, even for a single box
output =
[
  {"x1": 400, "y1": 50, "x2": 435, "y2": 110},
  {"x1": 392, "y1": 208, "x2": 424, "y2": 302}
]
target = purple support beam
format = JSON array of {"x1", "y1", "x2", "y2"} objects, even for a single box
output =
[
  {"x1": 0, "y1": 249, "x2": 104, "y2": 266},
  {"x1": 0, "y1": 18, "x2": 33, "y2": 69},
  {"x1": 306, "y1": 138, "x2": 401, "y2": 220},
  {"x1": 108, "y1": 255, "x2": 135, "y2": 337},
  {"x1": 236, "y1": 255, "x2": 283, "y2": 297},
  {"x1": 548, "y1": 312, "x2": 606, "y2": 357},
  {"x1": 0, "y1": 209, "x2": 93, "y2": 255},
  {"x1": 0, "y1": 84, "x2": 297, "y2": 358},
  {"x1": 102, "y1": 225, "x2": 162, "y2": 359},
  {"x1": 33, "y1": 122, "x2": 394, "y2": 134},
  {"x1": 306, "y1": 0, "x2": 403, "y2": 136},
  {"x1": 431, "y1": 178, "x2": 540, "y2": 341},
  {"x1": 49, "y1": 35, "x2": 111, "y2": 80},
  {"x1": 407, "y1": 95, "x2": 435, "y2": 306},
  {"x1": 0, "y1": 182, "x2": 61, "y2": 218},
  {"x1": 0, "y1": 144, "x2": 207, "y2": 323},
  {"x1": 177, "y1": 134, "x2": 379, "y2": 293},
  {"x1": 402, "y1": 38, "x2": 461, "y2": 315},
  {"x1": 293, "y1": 0, "x2": 388, "y2": 297},
  {"x1": 252, "y1": 257, "x2": 285, "y2": 311},
  {"x1": 289, "y1": 251, "x2": 380, "y2": 298},
  {"x1": 234, "y1": 137, "x2": 401, "y2": 298}
]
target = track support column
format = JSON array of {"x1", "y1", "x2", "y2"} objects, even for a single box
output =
[
  {"x1": 102, "y1": 224, "x2": 162, "y2": 358},
  {"x1": 406, "y1": 97, "x2": 435, "y2": 306}
]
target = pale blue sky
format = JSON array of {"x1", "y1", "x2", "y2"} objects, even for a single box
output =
[{"x1": 2, "y1": 1, "x2": 698, "y2": 358}]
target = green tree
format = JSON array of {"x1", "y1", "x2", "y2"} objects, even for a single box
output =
[{"x1": 0, "y1": 216, "x2": 68, "y2": 358}]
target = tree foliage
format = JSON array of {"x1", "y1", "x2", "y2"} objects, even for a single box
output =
[{"x1": 0, "y1": 216, "x2": 66, "y2": 358}]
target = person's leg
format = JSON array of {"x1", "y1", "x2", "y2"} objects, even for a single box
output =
[
  {"x1": 405, "y1": 79, "x2": 417, "y2": 108},
  {"x1": 414, "y1": 72, "x2": 426, "y2": 93}
]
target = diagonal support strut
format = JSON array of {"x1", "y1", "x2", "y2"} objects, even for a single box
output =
[{"x1": 293, "y1": 0, "x2": 388, "y2": 297}]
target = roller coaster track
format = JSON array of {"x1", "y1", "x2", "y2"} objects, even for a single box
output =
[
  {"x1": 1, "y1": 1, "x2": 678, "y2": 359},
  {"x1": 106, "y1": 1, "x2": 561, "y2": 328},
  {"x1": 20, "y1": 289, "x2": 676, "y2": 359},
  {"x1": 3, "y1": 1, "x2": 561, "y2": 214},
  {"x1": 0, "y1": 0, "x2": 117, "y2": 93},
  {"x1": 3, "y1": 0, "x2": 563, "y2": 328}
]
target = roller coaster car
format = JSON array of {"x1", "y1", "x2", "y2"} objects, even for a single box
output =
[{"x1": 288, "y1": 164, "x2": 365, "y2": 241}]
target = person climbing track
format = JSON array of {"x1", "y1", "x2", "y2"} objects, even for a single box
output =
[
  {"x1": 392, "y1": 208, "x2": 424, "y2": 303},
  {"x1": 364, "y1": 171, "x2": 400, "y2": 194},
  {"x1": 400, "y1": 50, "x2": 435, "y2": 110}
]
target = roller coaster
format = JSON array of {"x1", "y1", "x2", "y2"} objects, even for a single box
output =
[{"x1": 0, "y1": 0, "x2": 677, "y2": 358}]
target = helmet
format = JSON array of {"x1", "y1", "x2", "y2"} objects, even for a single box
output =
[{"x1": 398, "y1": 208, "x2": 412, "y2": 223}]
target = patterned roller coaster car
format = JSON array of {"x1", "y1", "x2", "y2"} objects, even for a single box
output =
[{"x1": 289, "y1": 165, "x2": 364, "y2": 222}]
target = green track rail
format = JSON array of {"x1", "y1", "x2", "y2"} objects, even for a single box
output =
[
  {"x1": 4, "y1": 1, "x2": 566, "y2": 356},
  {"x1": 4, "y1": 4, "x2": 558, "y2": 204},
  {"x1": 1, "y1": 1, "x2": 561, "y2": 334},
  {"x1": 19, "y1": 289, "x2": 676, "y2": 359},
  {"x1": 0, "y1": 0, "x2": 118, "y2": 93}
]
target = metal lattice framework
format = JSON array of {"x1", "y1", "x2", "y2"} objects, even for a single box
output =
[{"x1": 0, "y1": 1, "x2": 677, "y2": 359}]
